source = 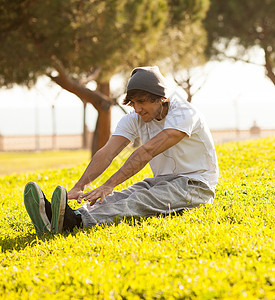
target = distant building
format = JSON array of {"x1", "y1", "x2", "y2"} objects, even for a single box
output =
[
  {"x1": 250, "y1": 121, "x2": 261, "y2": 135},
  {"x1": 0, "y1": 134, "x2": 3, "y2": 151}
]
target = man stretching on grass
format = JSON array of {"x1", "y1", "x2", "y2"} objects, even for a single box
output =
[{"x1": 24, "y1": 66, "x2": 219, "y2": 235}]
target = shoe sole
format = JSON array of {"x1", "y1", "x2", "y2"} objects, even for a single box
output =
[
  {"x1": 24, "y1": 182, "x2": 51, "y2": 235},
  {"x1": 51, "y1": 186, "x2": 67, "y2": 233}
]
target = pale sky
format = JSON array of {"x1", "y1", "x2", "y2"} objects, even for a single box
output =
[{"x1": 0, "y1": 61, "x2": 274, "y2": 136}]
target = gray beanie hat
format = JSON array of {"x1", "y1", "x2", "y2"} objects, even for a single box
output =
[{"x1": 126, "y1": 66, "x2": 168, "y2": 98}]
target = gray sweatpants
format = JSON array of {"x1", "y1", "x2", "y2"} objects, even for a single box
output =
[{"x1": 77, "y1": 175, "x2": 214, "y2": 228}]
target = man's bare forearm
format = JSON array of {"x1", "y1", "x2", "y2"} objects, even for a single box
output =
[
  {"x1": 72, "y1": 136, "x2": 130, "y2": 192},
  {"x1": 74, "y1": 149, "x2": 113, "y2": 189}
]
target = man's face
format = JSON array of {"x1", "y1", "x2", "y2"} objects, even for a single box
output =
[{"x1": 129, "y1": 98, "x2": 162, "y2": 122}]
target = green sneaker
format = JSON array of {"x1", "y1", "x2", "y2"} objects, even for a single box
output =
[
  {"x1": 51, "y1": 186, "x2": 67, "y2": 233},
  {"x1": 24, "y1": 182, "x2": 51, "y2": 235}
]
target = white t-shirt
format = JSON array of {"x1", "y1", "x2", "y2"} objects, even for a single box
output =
[{"x1": 113, "y1": 93, "x2": 219, "y2": 191}]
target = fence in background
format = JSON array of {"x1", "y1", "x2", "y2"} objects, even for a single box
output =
[
  {"x1": 0, "y1": 132, "x2": 93, "y2": 151},
  {"x1": 211, "y1": 128, "x2": 275, "y2": 144},
  {"x1": 0, "y1": 129, "x2": 274, "y2": 152}
]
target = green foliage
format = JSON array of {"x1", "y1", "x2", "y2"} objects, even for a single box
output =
[
  {"x1": 0, "y1": 138, "x2": 274, "y2": 299},
  {"x1": 204, "y1": 0, "x2": 275, "y2": 74},
  {"x1": 0, "y1": 0, "x2": 166, "y2": 85},
  {"x1": 168, "y1": 0, "x2": 209, "y2": 24},
  {"x1": 205, "y1": 0, "x2": 275, "y2": 48},
  {"x1": 0, "y1": 0, "x2": 209, "y2": 87}
]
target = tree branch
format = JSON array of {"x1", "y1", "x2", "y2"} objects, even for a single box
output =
[
  {"x1": 113, "y1": 98, "x2": 128, "y2": 114},
  {"x1": 48, "y1": 58, "x2": 111, "y2": 111},
  {"x1": 80, "y1": 66, "x2": 102, "y2": 85},
  {"x1": 217, "y1": 52, "x2": 263, "y2": 66},
  {"x1": 263, "y1": 47, "x2": 275, "y2": 85}
]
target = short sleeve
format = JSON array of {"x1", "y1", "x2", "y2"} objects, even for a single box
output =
[
  {"x1": 113, "y1": 113, "x2": 139, "y2": 142},
  {"x1": 164, "y1": 106, "x2": 195, "y2": 137}
]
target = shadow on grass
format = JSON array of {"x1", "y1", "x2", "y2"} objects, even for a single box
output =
[
  {"x1": 0, "y1": 210, "x2": 189, "y2": 253},
  {"x1": 0, "y1": 228, "x2": 86, "y2": 253}
]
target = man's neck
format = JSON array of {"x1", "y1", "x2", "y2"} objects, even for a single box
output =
[{"x1": 156, "y1": 102, "x2": 169, "y2": 121}]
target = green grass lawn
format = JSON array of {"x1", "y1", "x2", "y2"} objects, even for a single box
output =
[
  {"x1": 0, "y1": 138, "x2": 274, "y2": 299},
  {"x1": 0, "y1": 150, "x2": 90, "y2": 176}
]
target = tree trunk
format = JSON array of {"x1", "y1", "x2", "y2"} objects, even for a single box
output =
[
  {"x1": 82, "y1": 102, "x2": 88, "y2": 149},
  {"x1": 92, "y1": 82, "x2": 112, "y2": 155},
  {"x1": 51, "y1": 104, "x2": 57, "y2": 149},
  {"x1": 264, "y1": 47, "x2": 275, "y2": 86}
]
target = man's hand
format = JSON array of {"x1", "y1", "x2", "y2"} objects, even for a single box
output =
[
  {"x1": 80, "y1": 184, "x2": 114, "y2": 206},
  {"x1": 68, "y1": 186, "x2": 85, "y2": 203}
]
